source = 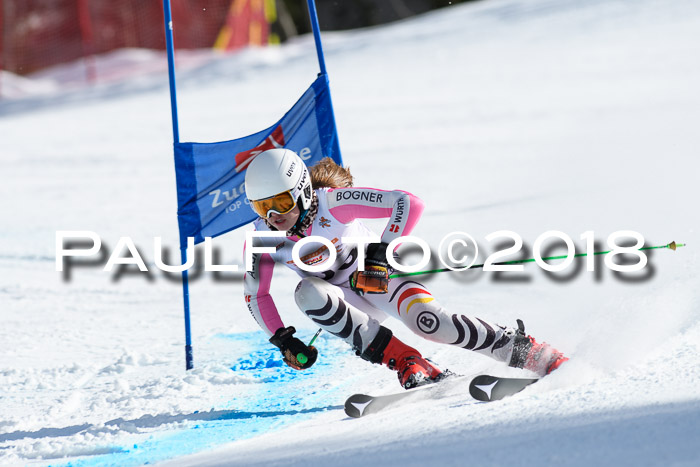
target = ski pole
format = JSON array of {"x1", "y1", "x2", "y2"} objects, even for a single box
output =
[
  {"x1": 390, "y1": 241, "x2": 685, "y2": 279},
  {"x1": 308, "y1": 328, "x2": 322, "y2": 347},
  {"x1": 296, "y1": 329, "x2": 323, "y2": 365}
]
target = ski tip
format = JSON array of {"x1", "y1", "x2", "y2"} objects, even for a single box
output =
[
  {"x1": 469, "y1": 375, "x2": 499, "y2": 402},
  {"x1": 469, "y1": 375, "x2": 539, "y2": 402},
  {"x1": 344, "y1": 394, "x2": 373, "y2": 418}
]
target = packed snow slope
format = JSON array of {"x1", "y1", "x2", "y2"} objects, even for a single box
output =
[{"x1": 1, "y1": 0, "x2": 699, "y2": 465}]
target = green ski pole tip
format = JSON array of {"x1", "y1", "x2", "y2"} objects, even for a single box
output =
[{"x1": 297, "y1": 353, "x2": 308, "y2": 364}]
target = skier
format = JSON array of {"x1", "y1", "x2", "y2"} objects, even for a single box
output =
[{"x1": 243, "y1": 148, "x2": 567, "y2": 389}]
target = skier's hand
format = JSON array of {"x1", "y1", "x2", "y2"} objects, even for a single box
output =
[
  {"x1": 350, "y1": 242, "x2": 390, "y2": 295},
  {"x1": 269, "y1": 326, "x2": 318, "y2": 370}
]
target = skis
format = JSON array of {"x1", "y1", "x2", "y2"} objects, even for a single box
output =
[
  {"x1": 344, "y1": 374, "x2": 539, "y2": 418},
  {"x1": 468, "y1": 375, "x2": 539, "y2": 402},
  {"x1": 344, "y1": 381, "x2": 447, "y2": 418},
  {"x1": 345, "y1": 372, "x2": 465, "y2": 418}
]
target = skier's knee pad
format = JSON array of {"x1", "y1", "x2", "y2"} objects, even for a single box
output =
[{"x1": 294, "y1": 276, "x2": 341, "y2": 312}]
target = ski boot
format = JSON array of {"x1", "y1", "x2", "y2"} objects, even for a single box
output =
[
  {"x1": 508, "y1": 319, "x2": 568, "y2": 376},
  {"x1": 360, "y1": 326, "x2": 444, "y2": 389}
]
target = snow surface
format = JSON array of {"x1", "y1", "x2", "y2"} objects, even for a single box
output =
[{"x1": 2, "y1": 0, "x2": 699, "y2": 465}]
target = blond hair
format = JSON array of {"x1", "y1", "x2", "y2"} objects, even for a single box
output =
[{"x1": 310, "y1": 157, "x2": 354, "y2": 189}]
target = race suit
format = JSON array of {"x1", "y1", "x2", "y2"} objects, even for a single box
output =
[{"x1": 243, "y1": 187, "x2": 514, "y2": 364}]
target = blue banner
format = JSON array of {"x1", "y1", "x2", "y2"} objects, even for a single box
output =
[{"x1": 173, "y1": 74, "x2": 342, "y2": 247}]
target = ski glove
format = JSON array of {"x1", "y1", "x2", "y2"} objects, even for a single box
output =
[
  {"x1": 350, "y1": 242, "x2": 390, "y2": 295},
  {"x1": 269, "y1": 326, "x2": 318, "y2": 370}
]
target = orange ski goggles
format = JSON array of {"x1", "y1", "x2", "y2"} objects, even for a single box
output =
[{"x1": 250, "y1": 190, "x2": 296, "y2": 218}]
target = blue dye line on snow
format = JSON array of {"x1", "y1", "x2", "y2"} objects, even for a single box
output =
[{"x1": 48, "y1": 331, "x2": 348, "y2": 467}]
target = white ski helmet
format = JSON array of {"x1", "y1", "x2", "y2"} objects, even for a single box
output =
[{"x1": 244, "y1": 148, "x2": 313, "y2": 216}]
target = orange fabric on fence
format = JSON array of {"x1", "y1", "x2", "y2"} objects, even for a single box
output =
[{"x1": 213, "y1": 0, "x2": 275, "y2": 52}]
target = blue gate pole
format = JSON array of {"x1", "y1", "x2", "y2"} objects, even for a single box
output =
[
  {"x1": 305, "y1": 0, "x2": 342, "y2": 160},
  {"x1": 162, "y1": 0, "x2": 194, "y2": 370},
  {"x1": 306, "y1": 0, "x2": 328, "y2": 76}
]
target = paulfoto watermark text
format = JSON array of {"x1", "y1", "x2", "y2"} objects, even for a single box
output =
[{"x1": 56, "y1": 230, "x2": 650, "y2": 279}]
